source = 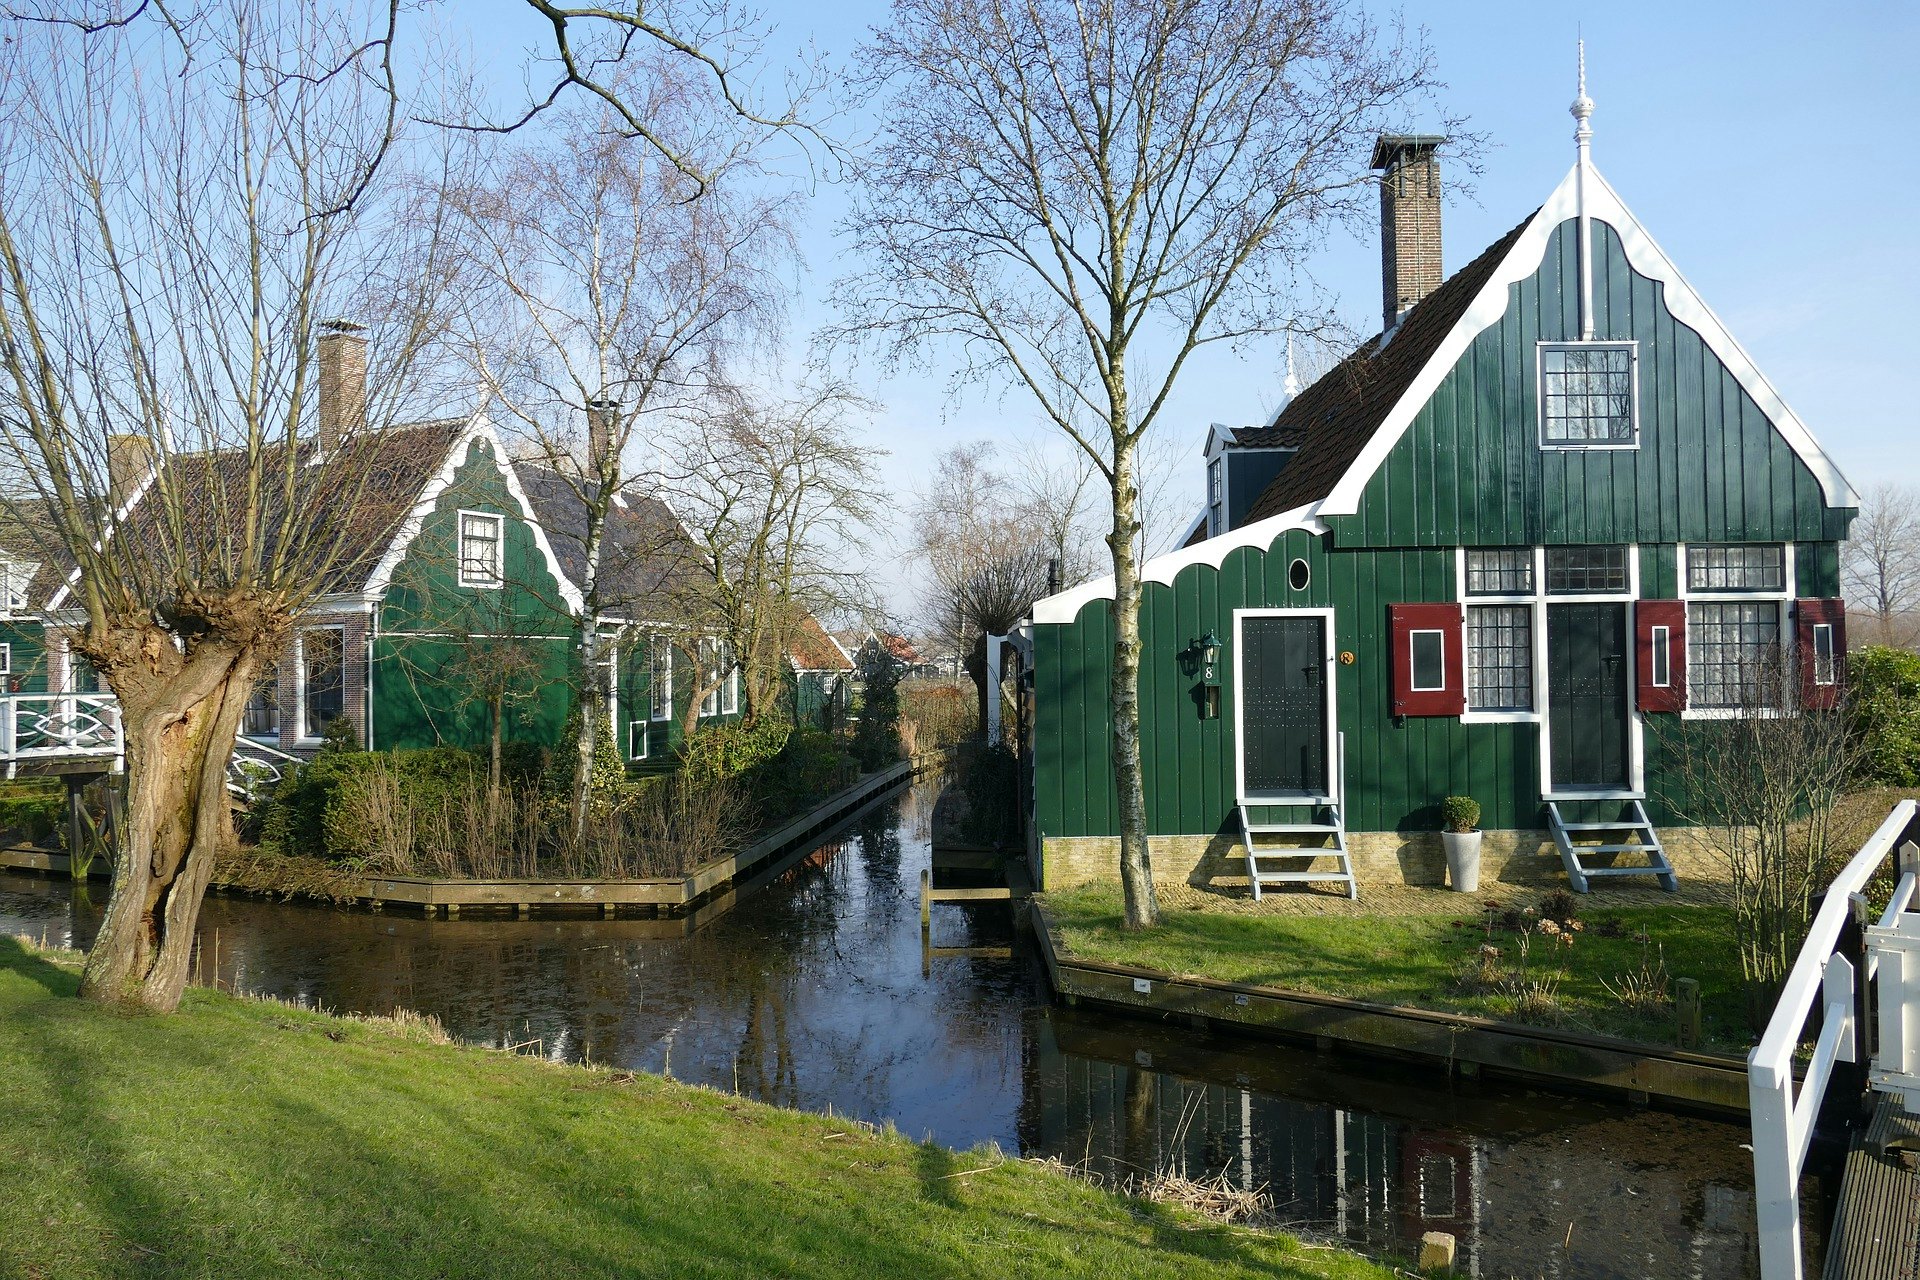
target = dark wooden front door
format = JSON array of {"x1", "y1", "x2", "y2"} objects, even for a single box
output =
[
  {"x1": 1240, "y1": 615, "x2": 1327, "y2": 796},
  {"x1": 1547, "y1": 603, "x2": 1630, "y2": 791}
]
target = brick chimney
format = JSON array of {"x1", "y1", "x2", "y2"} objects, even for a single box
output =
[
  {"x1": 586, "y1": 398, "x2": 619, "y2": 477},
  {"x1": 317, "y1": 319, "x2": 368, "y2": 454},
  {"x1": 106, "y1": 433, "x2": 154, "y2": 508},
  {"x1": 1372, "y1": 135, "x2": 1445, "y2": 331}
]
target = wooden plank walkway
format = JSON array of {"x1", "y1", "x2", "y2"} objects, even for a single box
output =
[{"x1": 1824, "y1": 1095, "x2": 1920, "y2": 1280}]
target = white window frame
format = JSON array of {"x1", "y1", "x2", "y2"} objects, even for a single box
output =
[
  {"x1": 295, "y1": 624, "x2": 348, "y2": 742},
  {"x1": 1408, "y1": 629, "x2": 1447, "y2": 692},
  {"x1": 1465, "y1": 603, "x2": 1534, "y2": 713},
  {"x1": 0, "y1": 642, "x2": 10, "y2": 676},
  {"x1": 1677, "y1": 542, "x2": 1795, "y2": 720},
  {"x1": 1231, "y1": 607, "x2": 1338, "y2": 806},
  {"x1": 1536, "y1": 340, "x2": 1640, "y2": 451},
  {"x1": 1812, "y1": 623, "x2": 1837, "y2": 687},
  {"x1": 698, "y1": 637, "x2": 736, "y2": 719},
  {"x1": 456, "y1": 509, "x2": 504, "y2": 589},
  {"x1": 1649, "y1": 625, "x2": 1671, "y2": 689},
  {"x1": 628, "y1": 718, "x2": 649, "y2": 760},
  {"x1": 242, "y1": 676, "x2": 280, "y2": 741},
  {"x1": 649, "y1": 635, "x2": 672, "y2": 721}
]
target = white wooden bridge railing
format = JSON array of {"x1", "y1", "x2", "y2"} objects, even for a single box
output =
[
  {"x1": 1749, "y1": 797, "x2": 1920, "y2": 1280},
  {"x1": 0, "y1": 693, "x2": 124, "y2": 773}
]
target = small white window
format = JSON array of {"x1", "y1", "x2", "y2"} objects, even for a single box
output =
[
  {"x1": 699, "y1": 637, "x2": 735, "y2": 718},
  {"x1": 628, "y1": 719, "x2": 649, "y2": 760},
  {"x1": 1539, "y1": 342, "x2": 1637, "y2": 447},
  {"x1": 1464, "y1": 548, "x2": 1532, "y2": 596},
  {"x1": 1207, "y1": 459, "x2": 1224, "y2": 534},
  {"x1": 1812, "y1": 623, "x2": 1837, "y2": 687},
  {"x1": 1650, "y1": 625, "x2": 1671, "y2": 688},
  {"x1": 1409, "y1": 630, "x2": 1446, "y2": 692},
  {"x1": 0, "y1": 561, "x2": 32, "y2": 614},
  {"x1": 1686, "y1": 544, "x2": 1785, "y2": 593},
  {"x1": 457, "y1": 511, "x2": 504, "y2": 588},
  {"x1": 649, "y1": 635, "x2": 672, "y2": 720}
]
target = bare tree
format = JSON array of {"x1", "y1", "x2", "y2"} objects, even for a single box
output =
[
  {"x1": 652, "y1": 383, "x2": 884, "y2": 742},
  {"x1": 0, "y1": 3, "x2": 469, "y2": 1009},
  {"x1": 837, "y1": 0, "x2": 1449, "y2": 927},
  {"x1": 443, "y1": 58, "x2": 794, "y2": 845},
  {"x1": 1844, "y1": 481, "x2": 1920, "y2": 647}
]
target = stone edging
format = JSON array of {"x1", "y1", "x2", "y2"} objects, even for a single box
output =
[{"x1": 1027, "y1": 899, "x2": 1759, "y2": 1113}]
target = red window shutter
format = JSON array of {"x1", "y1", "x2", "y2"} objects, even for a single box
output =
[
  {"x1": 1795, "y1": 598, "x2": 1847, "y2": 710},
  {"x1": 1634, "y1": 600, "x2": 1686, "y2": 713},
  {"x1": 1388, "y1": 603, "x2": 1464, "y2": 717}
]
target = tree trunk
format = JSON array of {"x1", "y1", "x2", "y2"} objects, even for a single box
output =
[
  {"x1": 964, "y1": 632, "x2": 990, "y2": 740},
  {"x1": 488, "y1": 691, "x2": 504, "y2": 821},
  {"x1": 78, "y1": 645, "x2": 258, "y2": 1012},
  {"x1": 1107, "y1": 415, "x2": 1160, "y2": 930},
  {"x1": 570, "y1": 626, "x2": 603, "y2": 847}
]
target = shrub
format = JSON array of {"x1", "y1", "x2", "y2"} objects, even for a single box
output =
[
  {"x1": 851, "y1": 653, "x2": 902, "y2": 770},
  {"x1": 680, "y1": 719, "x2": 793, "y2": 789},
  {"x1": 749, "y1": 727, "x2": 856, "y2": 821},
  {"x1": 0, "y1": 780, "x2": 61, "y2": 845},
  {"x1": 1850, "y1": 645, "x2": 1920, "y2": 786},
  {"x1": 1441, "y1": 795, "x2": 1480, "y2": 833},
  {"x1": 317, "y1": 714, "x2": 362, "y2": 755},
  {"x1": 899, "y1": 682, "x2": 977, "y2": 751},
  {"x1": 263, "y1": 746, "x2": 483, "y2": 862}
]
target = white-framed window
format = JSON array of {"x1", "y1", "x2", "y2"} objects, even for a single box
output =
[
  {"x1": 0, "y1": 642, "x2": 10, "y2": 676},
  {"x1": 1208, "y1": 458, "x2": 1225, "y2": 534},
  {"x1": 1685, "y1": 543, "x2": 1785, "y2": 593},
  {"x1": 698, "y1": 637, "x2": 738, "y2": 718},
  {"x1": 1408, "y1": 629, "x2": 1446, "y2": 692},
  {"x1": 628, "y1": 719, "x2": 649, "y2": 760},
  {"x1": 1812, "y1": 623, "x2": 1837, "y2": 687},
  {"x1": 1538, "y1": 342, "x2": 1637, "y2": 447},
  {"x1": 1687, "y1": 601, "x2": 1782, "y2": 711},
  {"x1": 1466, "y1": 605, "x2": 1532, "y2": 712},
  {"x1": 0, "y1": 560, "x2": 34, "y2": 616},
  {"x1": 457, "y1": 510, "x2": 504, "y2": 588},
  {"x1": 1464, "y1": 548, "x2": 1533, "y2": 596},
  {"x1": 300, "y1": 626, "x2": 346, "y2": 738},
  {"x1": 1649, "y1": 625, "x2": 1672, "y2": 688},
  {"x1": 1545, "y1": 545, "x2": 1629, "y2": 594},
  {"x1": 649, "y1": 635, "x2": 671, "y2": 720}
]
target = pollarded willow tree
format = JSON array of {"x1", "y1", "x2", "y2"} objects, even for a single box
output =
[
  {"x1": 442, "y1": 58, "x2": 795, "y2": 846},
  {"x1": 837, "y1": 0, "x2": 1453, "y2": 927},
  {"x1": 0, "y1": 4, "x2": 468, "y2": 1010}
]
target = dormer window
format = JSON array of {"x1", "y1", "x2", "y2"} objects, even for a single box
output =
[
  {"x1": 1538, "y1": 342, "x2": 1637, "y2": 448},
  {"x1": 1207, "y1": 458, "x2": 1224, "y2": 535}
]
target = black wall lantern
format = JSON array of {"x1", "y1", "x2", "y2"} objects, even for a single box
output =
[{"x1": 1196, "y1": 630, "x2": 1223, "y2": 719}]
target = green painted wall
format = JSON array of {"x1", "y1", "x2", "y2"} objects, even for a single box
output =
[
  {"x1": 0, "y1": 619, "x2": 48, "y2": 693},
  {"x1": 371, "y1": 438, "x2": 577, "y2": 752},
  {"x1": 1033, "y1": 214, "x2": 1856, "y2": 842}
]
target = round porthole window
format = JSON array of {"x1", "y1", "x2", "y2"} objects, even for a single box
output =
[{"x1": 1288, "y1": 558, "x2": 1311, "y2": 591}]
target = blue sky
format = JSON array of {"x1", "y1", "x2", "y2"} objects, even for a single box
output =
[{"x1": 467, "y1": 1, "x2": 1918, "y2": 604}]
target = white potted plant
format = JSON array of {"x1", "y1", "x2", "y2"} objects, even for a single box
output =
[{"x1": 1441, "y1": 795, "x2": 1482, "y2": 893}]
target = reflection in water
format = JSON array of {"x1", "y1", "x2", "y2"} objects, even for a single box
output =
[{"x1": 0, "y1": 780, "x2": 1766, "y2": 1278}]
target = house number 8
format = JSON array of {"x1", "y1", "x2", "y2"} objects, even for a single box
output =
[{"x1": 1339, "y1": 651, "x2": 1356, "y2": 665}]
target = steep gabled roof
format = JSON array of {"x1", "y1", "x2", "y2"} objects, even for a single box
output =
[
  {"x1": 1239, "y1": 216, "x2": 1532, "y2": 524},
  {"x1": 512, "y1": 464, "x2": 701, "y2": 619},
  {"x1": 789, "y1": 614, "x2": 853, "y2": 672}
]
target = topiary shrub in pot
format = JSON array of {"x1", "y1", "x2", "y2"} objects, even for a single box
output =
[{"x1": 1440, "y1": 795, "x2": 1482, "y2": 893}]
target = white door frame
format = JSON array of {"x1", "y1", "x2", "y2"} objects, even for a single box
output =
[{"x1": 1233, "y1": 607, "x2": 1338, "y2": 805}]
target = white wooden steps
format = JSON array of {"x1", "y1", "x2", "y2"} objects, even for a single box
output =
[
  {"x1": 1546, "y1": 799, "x2": 1678, "y2": 893},
  {"x1": 1238, "y1": 803, "x2": 1356, "y2": 901}
]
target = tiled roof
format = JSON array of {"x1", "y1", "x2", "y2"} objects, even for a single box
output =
[
  {"x1": 789, "y1": 614, "x2": 852, "y2": 671},
  {"x1": 1226, "y1": 422, "x2": 1310, "y2": 450},
  {"x1": 512, "y1": 463, "x2": 702, "y2": 616},
  {"x1": 1240, "y1": 215, "x2": 1534, "y2": 525}
]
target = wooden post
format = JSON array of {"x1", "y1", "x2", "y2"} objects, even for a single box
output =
[
  {"x1": 919, "y1": 869, "x2": 931, "y2": 938},
  {"x1": 1676, "y1": 978, "x2": 1701, "y2": 1050},
  {"x1": 1417, "y1": 1231, "x2": 1456, "y2": 1272}
]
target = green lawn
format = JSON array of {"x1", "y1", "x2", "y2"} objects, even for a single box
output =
[
  {"x1": 0, "y1": 938, "x2": 1393, "y2": 1280},
  {"x1": 1044, "y1": 887, "x2": 1751, "y2": 1052}
]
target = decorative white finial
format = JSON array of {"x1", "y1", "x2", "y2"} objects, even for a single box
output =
[
  {"x1": 1282, "y1": 332, "x2": 1301, "y2": 402},
  {"x1": 1571, "y1": 39, "x2": 1594, "y2": 148}
]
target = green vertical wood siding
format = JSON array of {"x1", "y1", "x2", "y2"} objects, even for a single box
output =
[
  {"x1": 1032, "y1": 214, "x2": 1856, "y2": 842},
  {"x1": 0, "y1": 620, "x2": 48, "y2": 692}
]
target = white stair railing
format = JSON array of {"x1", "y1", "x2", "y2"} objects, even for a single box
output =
[
  {"x1": 228, "y1": 735, "x2": 303, "y2": 800},
  {"x1": 1749, "y1": 797, "x2": 1918, "y2": 1280}
]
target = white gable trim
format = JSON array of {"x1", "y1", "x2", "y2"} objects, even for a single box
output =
[
  {"x1": 1031, "y1": 501, "x2": 1329, "y2": 625},
  {"x1": 1317, "y1": 163, "x2": 1858, "y2": 517},
  {"x1": 359, "y1": 412, "x2": 587, "y2": 615}
]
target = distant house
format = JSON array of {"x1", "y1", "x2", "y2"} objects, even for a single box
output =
[
  {"x1": 1015, "y1": 110, "x2": 1857, "y2": 897},
  {"x1": 786, "y1": 615, "x2": 855, "y2": 727},
  {"x1": 1, "y1": 324, "x2": 747, "y2": 766}
]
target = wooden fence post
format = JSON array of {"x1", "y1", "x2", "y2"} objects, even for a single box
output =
[{"x1": 1676, "y1": 978, "x2": 1700, "y2": 1050}]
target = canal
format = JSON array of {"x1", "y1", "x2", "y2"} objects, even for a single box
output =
[{"x1": 1, "y1": 778, "x2": 1768, "y2": 1278}]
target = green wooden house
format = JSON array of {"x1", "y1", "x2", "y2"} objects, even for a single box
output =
[
  {"x1": 1016, "y1": 109, "x2": 1857, "y2": 896},
  {"x1": 1, "y1": 324, "x2": 749, "y2": 768}
]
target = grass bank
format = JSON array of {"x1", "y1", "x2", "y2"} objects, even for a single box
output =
[
  {"x1": 0, "y1": 938, "x2": 1394, "y2": 1280},
  {"x1": 1044, "y1": 886, "x2": 1749, "y2": 1052}
]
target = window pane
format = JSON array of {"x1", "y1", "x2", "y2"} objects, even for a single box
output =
[
  {"x1": 1650, "y1": 626, "x2": 1671, "y2": 688},
  {"x1": 1545, "y1": 546, "x2": 1628, "y2": 594},
  {"x1": 1812, "y1": 624, "x2": 1836, "y2": 685},
  {"x1": 1685, "y1": 544, "x2": 1785, "y2": 593},
  {"x1": 649, "y1": 635, "x2": 671, "y2": 720},
  {"x1": 1467, "y1": 605, "x2": 1532, "y2": 711},
  {"x1": 244, "y1": 679, "x2": 279, "y2": 737},
  {"x1": 460, "y1": 513, "x2": 502, "y2": 585},
  {"x1": 1687, "y1": 601, "x2": 1781, "y2": 710},
  {"x1": 1465, "y1": 548, "x2": 1533, "y2": 595},
  {"x1": 1540, "y1": 345, "x2": 1634, "y2": 444},
  {"x1": 1410, "y1": 630, "x2": 1446, "y2": 692},
  {"x1": 304, "y1": 629, "x2": 344, "y2": 733}
]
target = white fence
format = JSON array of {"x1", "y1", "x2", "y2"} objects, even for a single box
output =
[
  {"x1": 1749, "y1": 797, "x2": 1920, "y2": 1279},
  {"x1": 0, "y1": 693, "x2": 123, "y2": 771}
]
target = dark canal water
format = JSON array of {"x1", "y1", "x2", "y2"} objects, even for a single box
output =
[{"x1": 1, "y1": 779, "x2": 1768, "y2": 1278}]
